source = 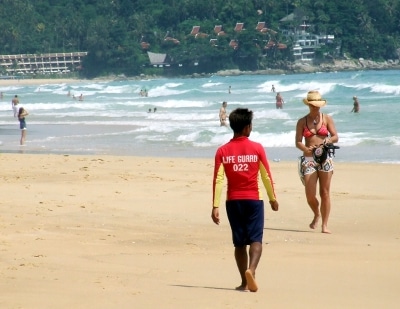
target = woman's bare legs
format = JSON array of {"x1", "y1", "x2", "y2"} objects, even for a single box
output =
[
  {"x1": 318, "y1": 171, "x2": 333, "y2": 233},
  {"x1": 304, "y1": 172, "x2": 320, "y2": 229},
  {"x1": 20, "y1": 130, "x2": 27, "y2": 145}
]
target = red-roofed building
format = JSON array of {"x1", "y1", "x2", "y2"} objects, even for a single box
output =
[{"x1": 234, "y1": 23, "x2": 244, "y2": 32}]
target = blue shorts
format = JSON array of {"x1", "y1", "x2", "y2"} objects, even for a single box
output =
[{"x1": 225, "y1": 200, "x2": 264, "y2": 247}]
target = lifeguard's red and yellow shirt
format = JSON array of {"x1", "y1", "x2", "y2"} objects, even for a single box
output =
[{"x1": 212, "y1": 136, "x2": 277, "y2": 207}]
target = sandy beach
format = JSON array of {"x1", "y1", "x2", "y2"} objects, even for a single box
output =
[
  {"x1": 0, "y1": 78, "x2": 82, "y2": 87},
  {"x1": 0, "y1": 153, "x2": 398, "y2": 308}
]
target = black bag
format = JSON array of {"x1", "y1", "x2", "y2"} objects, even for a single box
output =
[{"x1": 313, "y1": 143, "x2": 340, "y2": 164}]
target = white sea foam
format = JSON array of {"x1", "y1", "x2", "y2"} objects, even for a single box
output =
[
  {"x1": 145, "y1": 85, "x2": 188, "y2": 97},
  {"x1": 202, "y1": 82, "x2": 223, "y2": 88},
  {"x1": 0, "y1": 70, "x2": 399, "y2": 162}
]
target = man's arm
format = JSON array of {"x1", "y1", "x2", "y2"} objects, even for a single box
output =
[
  {"x1": 211, "y1": 152, "x2": 225, "y2": 224},
  {"x1": 258, "y1": 148, "x2": 279, "y2": 211}
]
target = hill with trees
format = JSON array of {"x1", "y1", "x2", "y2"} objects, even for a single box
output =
[{"x1": 1, "y1": 0, "x2": 399, "y2": 78}]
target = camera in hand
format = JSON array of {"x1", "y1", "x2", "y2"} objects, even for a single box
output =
[{"x1": 313, "y1": 143, "x2": 340, "y2": 164}]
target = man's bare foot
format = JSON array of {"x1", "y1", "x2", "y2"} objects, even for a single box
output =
[
  {"x1": 245, "y1": 269, "x2": 258, "y2": 292},
  {"x1": 235, "y1": 284, "x2": 249, "y2": 291},
  {"x1": 309, "y1": 215, "x2": 320, "y2": 229},
  {"x1": 322, "y1": 225, "x2": 331, "y2": 234}
]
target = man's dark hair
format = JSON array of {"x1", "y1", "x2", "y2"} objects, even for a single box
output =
[{"x1": 229, "y1": 108, "x2": 253, "y2": 133}]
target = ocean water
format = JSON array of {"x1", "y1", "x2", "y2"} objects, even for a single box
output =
[{"x1": 0, "y1": 70, "x2": 399, "y2": 163}]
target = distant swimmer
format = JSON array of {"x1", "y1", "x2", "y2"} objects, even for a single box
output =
[
  {"x1": 351, "y1": 96, "x2": 360, "y2": 113},
  {"x1": 79, "y1": 94, "x2": 84, "y2": 101},
  {"x1": 228, "y1": 85, "x2": 231, "y2": 94},
  {"x1": 12, "y1": 95, "x2": 19, "y2": 117},
  {"x1": 219, "y1": 101, "x2": 229, "y2": 126},
  {"x1": 153, "y1": 107, "x2": 157, "y2": 112},
  {"x1": 140, "y1": 89, "x2": 148, "y2": 97},
  {"x1": 275, "y1": 92, "x2": 284, "y2": 109},
  {"x1": 271, "y1": 84, "x2": 276, "y2": 92}
]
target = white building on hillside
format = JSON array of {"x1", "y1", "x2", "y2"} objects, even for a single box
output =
[{"x1": 280, "y1": 13, "x2": 336, "y2": 62}]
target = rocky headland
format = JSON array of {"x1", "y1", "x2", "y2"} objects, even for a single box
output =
[{"x1": 215, "y1": 58, "x2": 400, "y2": 76}]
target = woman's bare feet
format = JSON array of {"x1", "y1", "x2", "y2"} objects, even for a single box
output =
[
  {"x1": 309, "y1": 215, "x2": 320, "y2": 229},
  {"x1": 322, "y1": 225, "x2": 331, "y2": 234}
]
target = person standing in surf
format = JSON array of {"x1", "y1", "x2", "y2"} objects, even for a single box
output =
[
  {"x1": 12, "y1": 95, "x2": 19, "y2": 117},
  {"x1": 275, "y1": 92, "x2": 284, "y2": 109},
  {"x1": 219, "y1": 101, "x2": 229, "y2": 126},
  {"x1": 351, "y1": 96, "x2": 360, "y2": 113},
  {"x1": 18, "y1": 107, "x2": 29, "y2": 145}
]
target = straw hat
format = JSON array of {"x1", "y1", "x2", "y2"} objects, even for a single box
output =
[{"x1": 303, "y1": 90, "x2": 327, "y2": 107}]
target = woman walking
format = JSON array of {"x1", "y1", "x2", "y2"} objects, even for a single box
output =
[{"x1": 295, "y1": 91, "x2": 338, "y2": 233}]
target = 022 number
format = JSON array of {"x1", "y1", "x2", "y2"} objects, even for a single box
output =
[{"x1": 233, "y1": 163, "x2": 249, "y2": 172}]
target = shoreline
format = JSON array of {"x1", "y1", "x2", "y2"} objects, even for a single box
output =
[
  {"x1": 0, "y1": 78, "x2": 82, "y2": 86},
  {"x1": 1, "y1": 59, "x2": 399, "y2": 86}
]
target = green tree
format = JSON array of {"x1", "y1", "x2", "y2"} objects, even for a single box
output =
[{"x1": 0, "y1": 0, "x2": 399, "y2": 77}]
